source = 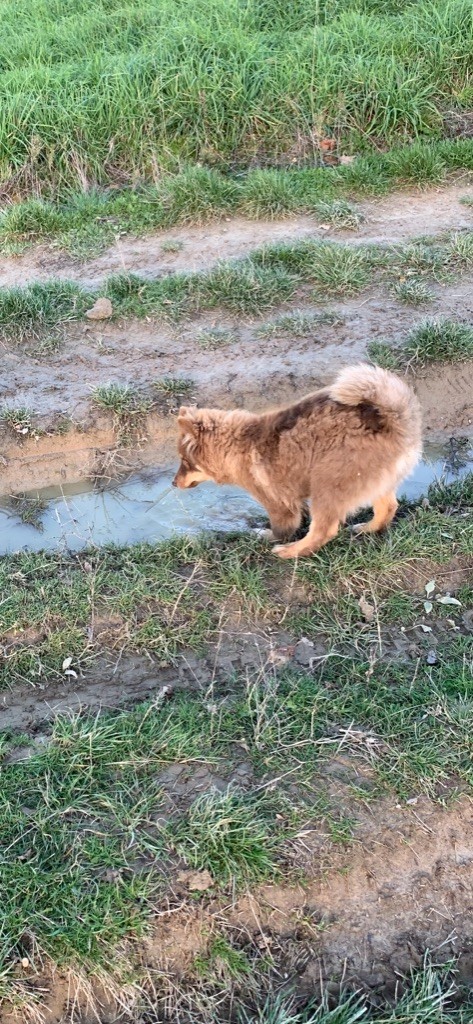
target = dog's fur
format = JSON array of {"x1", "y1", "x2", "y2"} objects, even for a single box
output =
[{"x1": 172, "y1": 364, "x2": 422, "y2": 558}]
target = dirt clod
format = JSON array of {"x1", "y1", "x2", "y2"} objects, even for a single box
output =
[{"x1": 85, "y1": 296, "x2": 113, "y2": 320}]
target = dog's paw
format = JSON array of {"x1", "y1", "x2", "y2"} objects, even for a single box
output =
[
  {"x1": 273, "y1": 543, "x2": 298, "y2": 559},
  {"x1": 351, "y1": 522, "x2": 368, "y2": 536}
]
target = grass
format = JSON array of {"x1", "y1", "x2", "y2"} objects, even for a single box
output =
[
  {"x1": 0, "y1": 232, "x2": 472, "y2": 342},
  {"x1": 370, "y1": 318, "x2": 473, "y2": 369},
  {"x1": 0, "y1": 478, "x2": 472, "y2": 1014},
  {"x1": 196, "y1": 327, "x2": 238, "y2": 349},
  {"x1": 256, "y1": 310, "x2": 343, "y2": 338},
  {"x1": 0, "y1": 474, "x2": 471, "y2": 687},
  {"x1": 167, "y1": 788, "x2": 279, "y2": 884},
  {"x1": 392, "y1": 279, "x2": 434, "y2": 305},
  {"x1": 0, "y1": 0, "x2": 471, "y2": 196},
  {"x1": 91, "y1": 382, "x2": 151, "y2": 416},
  {"x1": 0, "y1": 280, "x2": 83, "y2": 342},
  {"x1": 313, "y1": 199, "x2": 364, "y2": 229},
  {"x1": 0, "y1": 406, "x2": 34, "y2": 437},
  {"x1": 153, "y1": 375, "x2": 193, "y2": 396},
  {"x1": 91, "y1": 382, "x2": 153, "y2": 444}
]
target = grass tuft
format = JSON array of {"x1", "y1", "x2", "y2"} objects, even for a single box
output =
[
  {"x1": 392, "y1": 279, "x2": 434, "y2": 305},
  {"x1": 403, "y1": 319, "x2": 473, "y2": 365},
  {"x1": 167, "y1": 787, "x2": 278, "y2": 885}
]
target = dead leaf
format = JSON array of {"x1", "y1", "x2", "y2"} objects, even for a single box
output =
[
  {"x1": 62, "y1": 656, "x2": 72, "y2": 671},
  {"x1": 85, "y1": 297, "x2": 113, "y2": 321},
  {"x1": 423, "y1": 601, "x2": 433, "y2": 614},
  {"x1": 425, "y1": 580, "x2": 436, "y2": 596},
  {"x1": 437, "y1": 595, "x2": 461, "y2": 607},
  {"x1": 339, "y1": 154, "x2": 355, "y2": 165},
  {"x1": 358, "y1": 595, "x2": 375, "y2": 622}
]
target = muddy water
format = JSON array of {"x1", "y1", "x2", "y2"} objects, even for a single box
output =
[{"x1": 0, "y1": 442, "x2": 471, "y2": 555}]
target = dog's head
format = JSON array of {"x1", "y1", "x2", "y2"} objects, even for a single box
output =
[{"x1": 172, "y1": 406, "x2": 216, "y2": 489}]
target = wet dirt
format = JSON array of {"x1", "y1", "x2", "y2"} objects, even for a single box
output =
[{"x1": 145, "y1": 794, "x2": 473, "y2": 1006}]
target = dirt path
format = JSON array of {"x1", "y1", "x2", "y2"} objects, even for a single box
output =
[{"x1": 0, "y1": 183, "x2": 471, "y2": 290}]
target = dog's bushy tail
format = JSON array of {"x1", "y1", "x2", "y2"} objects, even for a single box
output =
[{"x1": 329, "y1": 364, "x2": 422, "y2": 444}]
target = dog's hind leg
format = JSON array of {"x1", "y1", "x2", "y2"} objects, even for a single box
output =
[
  {"x1": 273, "y1": 511, "x2": 340, "y2": 559},
  {"x1": 352, "y1": 491, "x2": 398, "y2": 536}
]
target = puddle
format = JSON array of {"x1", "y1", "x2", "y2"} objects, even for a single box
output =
[{"x1": 0, "y1": 441, "x2": 471, "y2": 555}]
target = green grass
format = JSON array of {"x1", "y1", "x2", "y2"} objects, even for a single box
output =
[
  {"x1": 0, "y1": 139, "x2": 472, "y2": 257},
  {"x1": 0, "y1": 232, "x2": 472, "y2": 342},
  {"x1": 0, "y1": 280, "x2": 84, "y2": 342},
  {"x1": 239, "y1": 967, "x2": 469, "y2": 1023},
  {"x1": 0, "y1": 406, "x2": 34, "y2": 437},
  {"x1": 196, "y1": 326, "x2": 238, "y2": 349},
  {"x1": 0, "y1": 479, "x2": 472, "y2": 1014},
  {"x1": 313, "y1": 199, "x2": 364, "y2": 229},
  {"x1": 256, "y1": 309, "x2": 343, "y2": 338},
  {"x1": 0, "y1": 475, "x2": 471, "y2": 687},
  {"x1": 167, "y1": 788, "x2": 279, "y2": 884},
  {"x1": 392, "y1": 279, "x2": 434, "y2": 305},
  {"x1": 91, "y1": 382, "x2": 152, "y2": 416},
  {"x1": 369, "y1": 318, "x2": 473, "y2": 369},
  {"x1": 153, "y1": 375, "x2": 193, "y2": 395}
]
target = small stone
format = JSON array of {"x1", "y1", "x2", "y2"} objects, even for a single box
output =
[
  {"x1": 294, "y1": 638, "x2": 315, "y2": 666},
  {"x1": 176, "y1": 869, "x2": 214, "y2": 891},
  {"x1": 426, "y1": 649, "x2": 437, "y2": 665},
  {"x1": 21, "y1": 958, "x2": 29, "y2": 969},
  {"x1": 85, "y1": 297, "x2": 113, "y2": 320}
]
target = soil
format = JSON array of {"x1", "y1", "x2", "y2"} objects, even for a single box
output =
[
  {"x1": 4, "y1": 791, "x2": 473, "y2": 1022},
  {"x1": 1, "y1": 183, "x2": 473, "y2": 1023}
]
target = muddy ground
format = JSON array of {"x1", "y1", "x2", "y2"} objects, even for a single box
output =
[
  {"x1": 1, "y1": 183, "x2": 473, "y2": 1023},
  {"x1": 1, "y1": 184, "x2": 473, "y2": 495}
]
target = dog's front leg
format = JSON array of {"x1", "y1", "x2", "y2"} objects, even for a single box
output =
[{"x1": 265, "y1": 503, "x2": 302, "y2": 542}]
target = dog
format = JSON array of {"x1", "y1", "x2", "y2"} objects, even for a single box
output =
[{"x1": 172, "y1": 364, "x2": 422, "y2": 558}]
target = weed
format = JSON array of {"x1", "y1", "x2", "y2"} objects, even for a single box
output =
[
  {"x1": 314, "y1": 200, "x2": 364, "y2": 230},
  {"x1": 256, "y1": 310, "x2": 342, "y2": 338},
  {"x1": 393, "y1": 279, "x2": 434, "y2": 305},
  {"x1": 196, "y1": 327, "x2": 238, "y2": 350}
]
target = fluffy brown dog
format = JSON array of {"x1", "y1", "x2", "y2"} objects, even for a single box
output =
[{"x1": 172, "y1": 365, "x2": 422, "y2": 558}]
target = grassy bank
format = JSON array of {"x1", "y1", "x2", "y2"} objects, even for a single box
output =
[{"x1": 0, "y1": 477, "x2": 472, "y2": 1015}]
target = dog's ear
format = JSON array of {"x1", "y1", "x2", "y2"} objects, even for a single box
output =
[{"x1": 177, "y1": 406, "x2": 199, "y2": 436}]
